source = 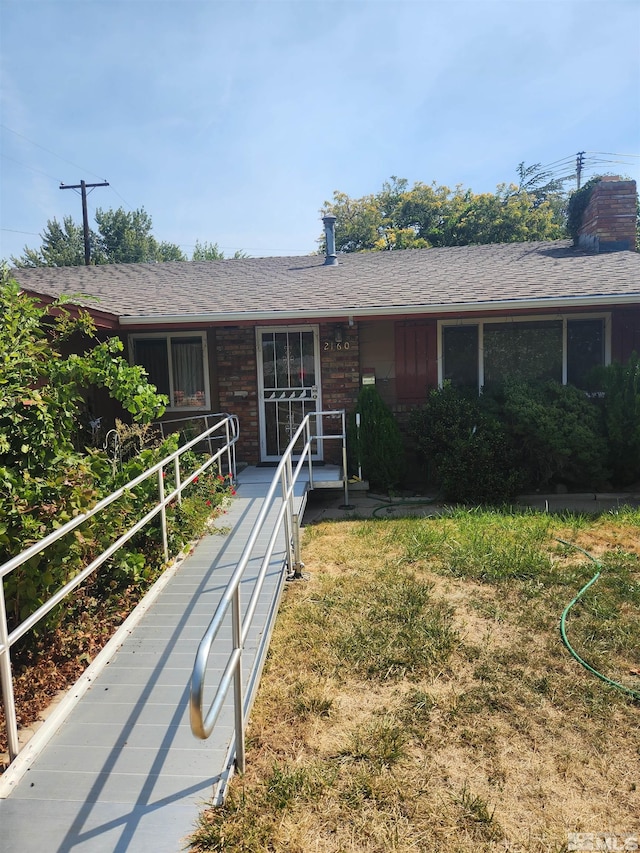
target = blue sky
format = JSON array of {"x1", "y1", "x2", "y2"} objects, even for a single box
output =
[{"x1": 1, "y1": 0, "x2": 639, "y2": 263}]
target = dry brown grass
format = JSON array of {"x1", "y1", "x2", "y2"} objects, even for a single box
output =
[{"x1": 191, "y1": 508, "x2": 640, "y2": 852}]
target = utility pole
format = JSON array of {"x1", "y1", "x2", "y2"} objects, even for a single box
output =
[
  {"x1": 576, "y1": 152, "x2": 585, "y2": 190},
  {"x1": 60, "y1": 179, "x2": 109, "y2": 265}
]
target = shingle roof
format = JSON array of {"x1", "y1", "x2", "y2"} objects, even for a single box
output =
[{"x1": 10, "y1": 240, "x2": 640, "y2": 324}]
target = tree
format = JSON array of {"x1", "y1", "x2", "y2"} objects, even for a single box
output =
[
  {"x1": 94, "y1": 207, "x2": 185, "y2": 263},
  {"x1": 320, "y1": 173, "x2": 566, "y2": 253},
  {"x1": 515, "y1": 161, "x2": 569, "y2": 207},
  {"x1": 0, "y1": 269, "x2": 168, "y2": 621},
  {"x1": 11, "y1": 207, "x2": 186, "y2": 267},
  {"x1": 192, "y1": 240, "x2": 248, "y2": 260},
  {"x1": 513, "y1": 161, "x2": 571, "y2": 226},
  {"x1": 0, "y1": 269, "x2": 167, "y2": 470},
  {"x1": 12, "y1": 215, "x2": 87, "y2": 268}
]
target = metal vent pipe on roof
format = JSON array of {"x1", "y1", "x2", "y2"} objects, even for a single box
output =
[{"x1": 322, "y1": 214, "x2": 338, "y2": 266}]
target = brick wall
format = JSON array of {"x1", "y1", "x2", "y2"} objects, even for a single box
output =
[
  {"x1": 318, "y1": 322, "x2": 361, "y2": 464},
  {"x1": 578, "y1": 177, "x2": 637, "y2": 252},
  {"x1": 215, "y1": 327, "x2": 260, "y2": 463},
  {"x1": 215, "y1": 323, "x2": 362, "y2": 466}
]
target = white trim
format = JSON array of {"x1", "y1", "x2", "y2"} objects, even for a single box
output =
[
  {"x1": 118, "y1": 293, "x2": 640, "y2": 326},
  {"x1": 256, "y1": 325, "x2": 322, "y2": 462},
  {"x1": 129, "y1": 330, "x2": 211, "y2": 412},
  {"x1": 437, "y1": 312, "x2": 611, "y2": 389}
]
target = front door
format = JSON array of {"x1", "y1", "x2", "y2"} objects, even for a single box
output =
[{"x1": 257, "y1": 326, "x2": 322, "y2": 461}]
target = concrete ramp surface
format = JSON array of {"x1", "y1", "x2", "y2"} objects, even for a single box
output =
[{"x1": 0, "y1": 466, "x2": 314, "y2": 853}]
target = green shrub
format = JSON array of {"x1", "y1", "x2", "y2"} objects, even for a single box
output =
[
  {"x1": 0, "y1": 271, "x2": 169, "y2": 629},
  {"x1": 409, "y1": 380, "x2": 612, "y2": 503},
  {"x1": 589, "y1": 353, "x2": 640, "y2": 486},
  {"x1": 483, "y1": 379, "x2": 609, "y2": 490},
  {"x1": 566, "y1": 177, "x2": 601, "y2": 244},
  {"x1": 408, "y1": 383, "x2": 522, "y2": 503},
  {"x1": 349, "y1": 385, "x2": 405, "y2": 492}
]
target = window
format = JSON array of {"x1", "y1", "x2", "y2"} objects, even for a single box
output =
[
  {"x1": 442, "y1": 325, "x2": 478, "y2": 389},
  {"x1": 131, "y1": 332, "x2": 210, "y2": 410},
  {"x1": 440, "y1": 316, "x2": 608, "y2": 391},
  {"x1": 484, "y1": 320, "x2": 563, "y2": 386},
  {"x1": 567, "y1": 319, "x2": 605, "y2": 387}
]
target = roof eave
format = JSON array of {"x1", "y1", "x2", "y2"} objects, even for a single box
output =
[{"x1": 118, "y1": 293, "x2": 640, "y2": 326}]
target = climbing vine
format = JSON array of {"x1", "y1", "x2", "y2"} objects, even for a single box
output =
[{"x1": 566, "y1": 177, "x2": 602, "y2": 245}]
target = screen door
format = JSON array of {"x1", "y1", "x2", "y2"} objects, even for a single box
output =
[{"x1": 257, "y1": 327, "x2": 322, "y2": 460}]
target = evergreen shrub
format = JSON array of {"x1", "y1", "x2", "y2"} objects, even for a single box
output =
[
  {"x1": 408, "y1": 383, "x2": 521, "y2": 504},
  {"x1": 349, "y1": 386, "x2": 405, "y2": 493},
  {"x1": 483, "y1": 379, "x2": 609, "y2": 490},
  {"x1": 589, "y1": 352, "x2": 640, "y2": 486}
]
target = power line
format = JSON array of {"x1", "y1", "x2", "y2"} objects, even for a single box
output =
[
  {"x1": 108, "y1": 186, "x2": 133, "y2": 209},
  {"x1": 587, "y1": 151, "x2": 640, "y2": 158},
  {"x1": 0, "y1": 124, "x2": 107, "y2": 183},
  {"x1": 0, "y1": 153, "x2": 62, "y2": 183},
  {"x1": 0, "y1": 227, "x2": 41, "y2": 237},
  {"x1": 539, "y1": 156, "x2": 576, "y2": 169}
]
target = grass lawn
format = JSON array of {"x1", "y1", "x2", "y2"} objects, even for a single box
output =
[{"x1": 191, "y1": 506, "x2": 640, "y2": 852}]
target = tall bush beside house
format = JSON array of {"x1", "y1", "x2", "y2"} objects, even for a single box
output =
[
  {"x1": 590, "y1": 353, "x2": 640, "y2": 487},
  {"x1": 350, "y1": 386, "x2": 405, "y2": 493},
  {"x1": 408, "y1": 383, "x2": 522, "y2": 504},
  {"x1": 482, "y1": 380, "x2": 609, "y2": 491},
  {"x1": 0, "y1": 271, "x2": 168, "y2": 628}
]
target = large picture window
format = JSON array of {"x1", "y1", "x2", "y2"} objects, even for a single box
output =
[
  {"x1": 440, "y1": 315, "x2": 608, "y2": 391},
  {"x1": 131, "y1": 332, "x2": 210, "y2": 410},
  {"x1": 484, "y1": 320, "x2": 563, "y2": 386}
]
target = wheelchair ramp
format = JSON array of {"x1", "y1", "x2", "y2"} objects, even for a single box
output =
[{"x1": 0, "y1": 466, "x2": 314, "y2": 853}]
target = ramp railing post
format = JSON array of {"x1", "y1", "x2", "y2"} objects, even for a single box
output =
[
  {"x1": 232, "y1": 585, "x2": 245, "y2": 773},
  {"x1": 282, "y1": 460, "x2": 294, "y2": 577},
  {"x1": 174, "y1": 456, "x2": 182, "y2": 505},
  {"x1": 341, "y1": 410, "x2": 350, "y2": 508},
  {"x1": 158, "y1": 467, "x2": 169, "y2": 562},
  {"x1": 0, "y1": 582, "x2": 19, "y2": 761}
]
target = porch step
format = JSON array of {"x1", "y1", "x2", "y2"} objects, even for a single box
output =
[{"x1": 312, "y1": 478, "x2": 369, "y2": 490}]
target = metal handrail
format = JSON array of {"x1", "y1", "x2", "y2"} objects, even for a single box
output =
[
  {"x1": 0, "y1": 413, "x2": 239, "y2": 763},
  {"x1": 189, "y1": 409, "x2": 347, "y2": 777}
]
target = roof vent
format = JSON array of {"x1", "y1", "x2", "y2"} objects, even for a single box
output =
[{"x1": 322, "y1": 214, "x2": 338, "y2": 266}]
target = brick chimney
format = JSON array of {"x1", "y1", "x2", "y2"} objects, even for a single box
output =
[{"x1": 578, "y1": 176, "x2": 637, "y2": 252}]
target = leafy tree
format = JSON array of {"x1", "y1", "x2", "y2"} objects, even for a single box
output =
[
  {"x1": 12, "y1": 215, "x2": 87, "y2": 268},
  {"x1": 94, "y1": 207, "x2": 185, "y2": 263},
  {"x1": 192, "y1": 240, "x2": 248, "y2": 260},
  {"x1": 321, "y1": 173, "x2": 566, "y2": 253},
  {"x1": 515, "y1": 161, "x2": 570, "y2": 210},
  {"x1": 11, "y1": 207, "x2": 186, "y2": 267},
  {"x1": 0, "y1": 269, "x2": 168, "y2": 620},
  {"x1": 0, "y1": 269, "x2": 166, "y2": 468}
]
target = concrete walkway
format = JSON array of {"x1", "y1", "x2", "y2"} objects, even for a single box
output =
[{"x1": 0, "y1": 466, "x2": 317, "y2": 853}]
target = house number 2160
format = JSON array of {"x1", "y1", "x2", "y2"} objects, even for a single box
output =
[{"x1": 323, "y1": 341, "x2": 350, "y2": 351}]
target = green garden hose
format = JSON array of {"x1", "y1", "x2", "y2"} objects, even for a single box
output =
[{"x1": 557, "y1": 538, "x2": 640, "y2": 701}]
